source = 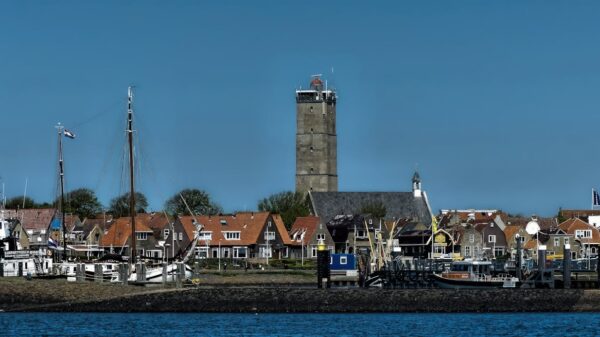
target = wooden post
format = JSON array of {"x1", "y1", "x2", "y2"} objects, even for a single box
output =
[
  {"x1": 94, "y1": 264, "x2": 103, "y2": 283},
  {"x1": 516, "y1": 234, "x2": 522, "y2": 281},
  {"x1": 162, "y1": 264, "x2": 168, "y2": 285},
  {"x1": 564, "y1": 244, "x2": 571, "y2": 289}
]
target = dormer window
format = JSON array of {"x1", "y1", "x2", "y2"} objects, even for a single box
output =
[
  {"x1": 224, "y1": 231, "x2": 240, "y2": 240},
  {"x1": 220, "y1": 220, "x2": 227, "y2": 225}
]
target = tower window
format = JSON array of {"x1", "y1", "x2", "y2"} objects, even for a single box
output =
[
  {"x1": 310, "y1": 168, "x2": 314, "y2": 174},
  {"x1": 310, "y1": 128, "x2": 313, "y2": 133},
  {"x1": 310, "y1": 146, "x2": 314, "y2": 152},
  {"x1": 310, "y1": 106, "x2": 313, "y2": 112}
]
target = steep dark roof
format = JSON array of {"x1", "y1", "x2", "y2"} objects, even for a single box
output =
[{"x1": 309, "y1": 192, "x2": 432, "y2": 224}]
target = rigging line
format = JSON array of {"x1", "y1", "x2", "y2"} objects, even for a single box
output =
[
  {"x1": 93, "y1": 105, "x2": 127, "y2": 194},
  {"x1": 72, "y1": 98, "x2": 124, "y2": 129}
]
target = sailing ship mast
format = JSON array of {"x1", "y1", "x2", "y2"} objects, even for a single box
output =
[
  {"x1": 127, "y1": 86, "x2": 137, "y2": 264},
  {"x1": 55, "y1": 123, "x2": 67, "y2": 261}
]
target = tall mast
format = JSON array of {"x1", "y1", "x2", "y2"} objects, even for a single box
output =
[
  {"x1": 55, "y1": 123, "x2": 67, "y2": 261},
  {"x1": 127, "y1": 86, "x2": 137, "y2": 264}
]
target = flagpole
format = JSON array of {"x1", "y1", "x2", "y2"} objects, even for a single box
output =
[{"x1": 55, "y1": 123, "x2": 67, "y2": 261}]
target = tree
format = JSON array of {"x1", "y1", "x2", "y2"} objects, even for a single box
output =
[
  {"x1": 108, "y1": 192, "x2": 148, "y2": 218},
  {"x1": 361, "y1": 201, "x2": 387, "y2": 219},
  {"x1": 56, "y1": 188, "x2": 102, "y2": 219},
  {"x1": 258, "y1": 191, "x2": 310, "y2": 230},
  {"x1": 5, "y1": 196, "x2": 36, "y2": 209},
  {"x1": 165, "y1": 188, "x2": 222, "y2": 216}
]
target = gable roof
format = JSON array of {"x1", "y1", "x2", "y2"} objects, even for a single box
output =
[
  {"x1": 100, "y1": 216, "x2": 153, "y2": 247},
  {"x1": 290, "y1": 216, "x2": 321, "y2": 246},
  {"x1": 503, "y1": 225, "x2": 525, "y2": 240},
  {"x1": 309, "y1": 191, "x2": 432, "y2": 224},
  {"x1": 559, "y1": 218, "x2": 600, "y2": 244},
  {"x1": 147, "y1": 212, "x2": 172, "y2": 231},
  {"x1": 272, "y1": 214, "x2": 293, "y2": 245},
  {"x1": 178, "y1": 212, "x2": 273, "y2": 246},
  {"x1": 16, "y1": 209, "x2": 57, "y2": 231}
]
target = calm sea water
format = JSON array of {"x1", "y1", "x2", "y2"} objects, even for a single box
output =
[{"x1": 1, "y1": 312, "x2": 599, "y2": 336}]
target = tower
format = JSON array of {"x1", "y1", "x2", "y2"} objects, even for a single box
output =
[
  {"x1": 296, "y1": 75, "x2": 338, "y2": 192},
  {"x1": 412, "y1": 171, "x2": 422, "y2": 198}
]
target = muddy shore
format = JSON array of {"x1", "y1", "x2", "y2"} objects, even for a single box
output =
[{"x1": 3, "y1": 277, "x2": 600, "y2": 313}]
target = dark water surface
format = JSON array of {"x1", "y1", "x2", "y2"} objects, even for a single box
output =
[{"x1": 1, "y1": 312, "x2": 599, "y2": 336}]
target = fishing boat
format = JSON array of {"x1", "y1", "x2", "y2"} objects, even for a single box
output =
[{"x1": 432, "y1": 259, "x2": 518, "y2": 289}]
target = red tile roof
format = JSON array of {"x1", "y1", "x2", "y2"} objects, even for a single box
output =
[
  {"x1": 559, "y1": 218, "x2": 600, "y2": 244},
  {"x1": 178, "y1": 212, "x2": 278, "y2": 246},
  {"x1": 100, "y1": 216, "x2": 153, "y2": 247},
  {"x1": 17, "y1": 208, "x2": 57, "y2": 230},
  {"x1": 290, "y1": 216, "x2": 321, "y2": 246}
]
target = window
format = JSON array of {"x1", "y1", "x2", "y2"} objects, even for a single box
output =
[
  {"x1": 469, "y1": 234, "x2": 474, "y2": 243},
  {"x1": 311, "y1": 246, "x2": 318, "y2": 258},
  {"x1": 260, "y1": 246, "x2": 272, "y2": 258},
  {"x1": 179, "y1": 232, "x2": 183, "y2": 241},
  {"x1": 465, "y1": 246, "x2": 472, "y2": 257},
  {"x1": 136, "y1": 232, "x2": 148, "y2": 240},
  {"x1": 264, "y1": 231, "x2": 275, "y2": 241},
  {"x1": 494, "y1": 247, "x2": 504, "y2": 257},
  {"x1": 356, "y1": 230, "x2": 367, "y2": 239},
  {"x1": 225, "y1": 232, "x2": 241, "y2": 240},
  {"x1": 223, "y1": 249, "x2": 230, "y2": 258},
  {"x1": 488, "y1": 235, "x2": 496, "y2": 243},
  {"x1": 212, "y1": 249, "x2": 219, "y2": 258},
  {"x1": 317, "y1": 233, "x2": 325, "y2": 241},
  {"x1": 163, "y1": 229, "x2": 170, "y2": 238},
  {"x1": 233, "y1": 247, "x2": 247, "y2": 258},
  {"x1": 340, "y1": 256, "x2": 347, "y2": 265},
  {"x1": 40, "y1": 229, "x2": 46, "y2": 234},
  {"x1": 198, "y1": 231, "x2": 212, "y2": 240},
  {"x1": 565, "y1": 237, "x2": 570, "y2": 245},
  {"x1": 554, "y1": 238, "x2": 560, "y2": 247},
  {"x1": 310, "y1": 146, "x2": 314, "y2": 153},
  {"x1": 576, "y1": 230, "x2": 592, "y2": 238}
]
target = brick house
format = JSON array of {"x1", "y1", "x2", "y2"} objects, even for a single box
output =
[
  {"x1": 289, "y1": 216, "x2": 335, "y2": 259},
  {"x1": 100, "y1": 216, "x2": 160, "y2": 259},
  {"x1": 168, "y1": 212, "x2": 293, "y2": 261}
]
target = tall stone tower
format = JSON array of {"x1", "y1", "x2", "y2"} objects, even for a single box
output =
[{"x1": 295, "y1": 75, "x2": 338, "y2": 192}]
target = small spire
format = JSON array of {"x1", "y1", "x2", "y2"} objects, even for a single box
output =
[{"x1": 412, "y1": 171, "x2": 421, "y2": 184}]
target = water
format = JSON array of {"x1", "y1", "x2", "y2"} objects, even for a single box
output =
[{"x1": 1, "y1": 312, "x2": 599, "y2": 336}]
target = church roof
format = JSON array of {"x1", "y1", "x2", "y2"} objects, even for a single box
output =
[{"x1": 308, "y1": 191, "x2": 432, "y2": 224}]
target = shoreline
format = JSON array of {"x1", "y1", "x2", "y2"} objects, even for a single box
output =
[{"x1": 3, "y1": 279, "x2": 600, "y2": 313}]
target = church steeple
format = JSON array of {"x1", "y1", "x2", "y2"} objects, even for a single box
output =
[{"x1": 412, "y1": 171, "x2": 422, "y2": 198}]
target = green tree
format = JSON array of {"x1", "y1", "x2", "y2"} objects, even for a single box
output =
[
  {"x1": 165, "y1": 188, "x2": 222, "y2": 216},
  {"x1": 56, "y1": 188, "x2": 102, "y2": 219},
  {"x1": 361, "y1": 201, "x2": 387, "y2": 219},
  {"x1": 258, "y1": 191, "x2": 310, "y2": 230},
  {"x1": 5, "y1": 196, "x2": 36, "y2": 209},
  {"x1": 108, "y1": 192, "x2": 148, "y2": 218}
]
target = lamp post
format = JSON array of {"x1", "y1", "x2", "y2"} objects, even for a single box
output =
[
  {"x1": 301, "y1": 235, "x2": 304, "y2": 266},
  {"x1": 218, "y1": 240, "x2": 221, "y2": 272}
]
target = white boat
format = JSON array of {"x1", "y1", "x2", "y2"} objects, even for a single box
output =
[
  {"x1": 1, "y1": 251, "x2": 53, "y2": 277},
  {"x1": 432, "y1": 259, "x2": 519, "y2": 289}
]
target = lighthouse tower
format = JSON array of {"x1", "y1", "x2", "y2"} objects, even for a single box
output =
[{"x1": 295, "y1": 75, "x2": 338, "y2": 192}]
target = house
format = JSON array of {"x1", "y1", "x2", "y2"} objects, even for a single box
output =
[
  {"x1": 559, "y1": 218, "x2": 600, "y2": 258},
  {"x1": 100, "y1": 216, "x2": 160, "y2": 259},
  {"x1": 307, "y1": 172, "x2": 433, "y2": 225},
  {"x1": 474, "y1": 221, "x2": 508, "y2": 258},
  {"x1": 503, "y1": 225, "x2": 531, "y2": 259},
  {"x1": 543, "y1": 228, "x2": 579, "y2": 259},
  {"x1": 394, "y1": 220, "x2": 431, "y2": 258},
  {"x1": 169, "y1": 212, "x2": 293, "y2": 261},
  {"x1": 289, "y1": 216, "x2": 335, "y2": 259},
  {"x1": 65, "y1": 217, "x2": 108, "y2": 259},
  {"x1": 146, "y1": 212, "x2": 172, "y2": 244},
  {"x1": 326, "y1": 214, "x2": 388, "y2": 254},
  {"x1": 10, "y1": 209, "x2": 59, "y2": 253},
  {"x1": 456, "y1": 224, "x2": 485, "y2": 259}
]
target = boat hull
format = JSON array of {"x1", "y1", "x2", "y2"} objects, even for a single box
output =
[{"x1": 432, "y1": 274, "x2": 512, "y2": 289}]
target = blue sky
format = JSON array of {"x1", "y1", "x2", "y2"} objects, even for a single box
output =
[{"x1": 1, "y1": 1, "x2": 599, "y2": 216}]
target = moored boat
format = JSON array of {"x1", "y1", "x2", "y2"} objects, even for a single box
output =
[{"x1": 433, "y1": 259, "x2": 518, "y2": 289}]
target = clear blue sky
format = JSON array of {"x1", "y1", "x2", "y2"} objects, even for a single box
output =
[{"x1": 1, "y1": 1, "x2": 599, "y2": 216}]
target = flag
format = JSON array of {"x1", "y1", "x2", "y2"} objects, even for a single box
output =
[
  {"x1": 431, "y1": 216, "x2": 438, "y2": 233},
  {"x1": 63, "y1": 129, "x2": 76, "y2": 139},
  {"x1": 594, "y1": 189, "x2": 600, "y2": 208},
  {"x1": 48, "y1": 237, "x2": 59, "y2": 249}
]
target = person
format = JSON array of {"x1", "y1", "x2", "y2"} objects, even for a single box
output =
[{"x1": 223, "y1": 262, "x2": 227, "y2": 272}]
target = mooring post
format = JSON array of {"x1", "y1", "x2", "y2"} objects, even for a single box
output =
[
  {"x1": 136, "y1": 262, "x2": 146, "y2": 283},
  {"x1": 564, "y1": 243, "x2": 571, "y2": 289},
  {"x1": 121, "y1": 263, "x2": 129, "y2": 285},
  {"x1": 516, "y1": 234, "x2": 522, "y2": 281},
  {"x1": 76, "y1": 263, "x2": 84, "y2": 282},
  {"x1": 316, "y1": 239, "x2": 330, "y2": 289},
  {"x1": 538, "y1": 245, "x2": 547, "y2": 286},
  {"x1": 176, "y1": 262, "x2": 184, "y2": 288},
  {"x1": 94, "y1": 264, "x2": 103, "y2": 283}
]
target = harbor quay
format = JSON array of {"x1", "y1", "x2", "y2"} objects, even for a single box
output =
[{"x1": 3, "y1": 277, "x2": 600, "y2": 313}]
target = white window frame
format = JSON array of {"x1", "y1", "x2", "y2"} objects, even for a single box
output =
[
  {"x1": 224, "y1": 231, "x2": 241, "y2": 240},
  {"x1": 356, "y1": 230, "x2": 367, "y2": 239},
  {"x1": 311, "y1": 246, "x2": 318, "y2": 258},
  {"x1": 340, "y1": 256, "x2": 347, "y2": 265},
  {"x1": 264, "y1": 231, "x2": 275, "y2": 241},
  {"x1": 554, "y1": 238, "x2": 560, "y2": 247},
  {"x1": 576, "y1": 230, "x2": 592, "y2": 239},
  {"x1": 317, "y1": 233, "x2": 325, "y2": 241},
  {"x1": 178, "y1": 232, "x2": 183, "y2": 241},
  {"x1": 163, "y1": 228, "x2": 170, "y2": 238},
  {"x1": 136, "y1": 232, "x2": 148, "y2": 240},
  {"x1": 465, "y1": 246, "x2": 472, "y2": 257},
  {"x1": 469, "y1": 234, "x2": 474, "y2": 243},
  {"x1": 198, "y1": 231, "x2": 212, "y2": 240},
  {"x1": 488, "y1": 235, "x2": 496, "y2": 243},
  {"x1": 233, "y1": 247, "x2": 247, "y2": 258}
]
